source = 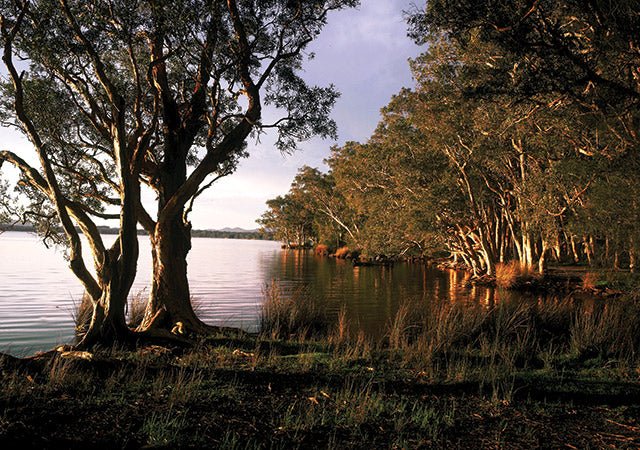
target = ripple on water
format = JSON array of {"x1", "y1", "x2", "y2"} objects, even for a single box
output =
[{"x1": 2, "y1": 233, "x2": 493, "y2": 356}]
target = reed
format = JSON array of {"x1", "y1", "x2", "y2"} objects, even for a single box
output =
[
  {"x1": 495, "y1": 261, "x2": 523, "y2": 289},
  {"x1": 260, "y1": 281, "x2": 327, "y2": 340}
]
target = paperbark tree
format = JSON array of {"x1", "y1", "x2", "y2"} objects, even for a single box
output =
[
  {"x1": 135, "y1": 0, "x2": 356, "y2": 334},
  {"x1": 0, "y1": 0, "x2": 356, "y2": 347},
  {"x1": 0, "y1": 1, "x2": 142, "y2": 348}
]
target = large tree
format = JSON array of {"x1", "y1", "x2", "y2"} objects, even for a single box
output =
[{"x1": 0, "y1": 0, "x2": 356, "y2": 348}]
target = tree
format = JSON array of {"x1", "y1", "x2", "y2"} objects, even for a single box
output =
[
  {"x1": 0, "y1": 0, "x2": 357, "y2": 348},
  {"x1": 267, "y1": 32, "x2": 615, "y2": 275},
  {"x1": 258, "y1": 194, "x2": 315, "y2": 248},
  {"x1": 408, "y1": 1, "x2": 639, "y2": 147},
  {"x1": 0, "y1": 173, "x2": 11, "y2": 225},
  {"x1": 258, "y1": 166, "x2": 346, "y2": 249},
  {"x1": 408, "y1": 1, "x2": 640, "y2": 273}
]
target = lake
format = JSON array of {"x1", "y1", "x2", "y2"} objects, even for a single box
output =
[{"x1": 1, "y1": 230, "x2": 515, "y2": 356}]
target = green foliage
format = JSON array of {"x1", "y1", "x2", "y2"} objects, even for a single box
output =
[{"x1": 263, "y1": 5, "x2": 639, "y2": 273}]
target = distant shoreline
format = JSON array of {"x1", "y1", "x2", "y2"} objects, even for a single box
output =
[{"x1": 0, "y1": 223, "x2": 275, "y2": 241}]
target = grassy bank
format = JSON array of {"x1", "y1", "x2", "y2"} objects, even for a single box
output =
[{"x1": 2, "y1": 288, "x2": 640, "y2": 448}]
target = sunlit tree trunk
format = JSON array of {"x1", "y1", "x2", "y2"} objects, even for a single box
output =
[
  {"x1": 570, "y1": 235, "x2": 580, "y2": 264},
  {"x1": 538, "y1": 240, "x2": 548, "y2": 275}
]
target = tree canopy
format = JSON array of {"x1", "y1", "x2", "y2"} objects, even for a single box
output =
[{"x1": 263, "y1": 3, "x2": 640, "y2": 276}]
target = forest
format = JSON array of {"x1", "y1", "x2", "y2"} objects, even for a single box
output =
[{"x1": 260, "y1": 1, "x2": 640, "y2": 279}]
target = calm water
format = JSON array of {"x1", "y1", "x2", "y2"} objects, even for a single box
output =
[{"x1": 1, "y1": 231, "x2": 511, "y2": 356}]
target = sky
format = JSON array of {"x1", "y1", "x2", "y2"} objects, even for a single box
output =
[
  {"x1": 189, "y1": 0, "x2": 424, "y2": 230},
  {"x1": 0, "y1": 0, "x2": 425, "y2": 231}
]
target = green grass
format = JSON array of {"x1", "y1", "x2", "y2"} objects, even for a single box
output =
[{"x1": 3, "y1": 289, "x2": 640, "y2": 448}]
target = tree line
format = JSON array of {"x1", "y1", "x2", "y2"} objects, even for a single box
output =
[{"x1": 260, "y1": 0, "x2": 640, "y2": 276}]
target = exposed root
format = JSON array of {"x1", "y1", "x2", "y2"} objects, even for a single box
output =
[
  {"x1": 133, "y1": 327, "x2": 194, "y2": 348},
  {"x1": 137, "y1": 305, "x2": 248, "y2": 339}
]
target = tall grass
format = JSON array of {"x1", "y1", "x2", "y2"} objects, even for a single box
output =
[
  {"x1": 570, "y1": 300, "x2": 640, "y2": 360},
  {"x1": 495, "y1": 261, "x2": 530, "y2": 289},
  {"x1": 260, "y1": 281, "x2": 327, "y2": 340},
  {"x1": 258, "y1": 278, "x2": 640, "y2": 391},
  {"x1": 71, "y1": 292, "x2": 93, "y2": 336},
  {"x1": 127, "y1": 289, "x2": 148, "y2": 328}
]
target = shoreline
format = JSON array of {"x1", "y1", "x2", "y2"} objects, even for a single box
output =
[{"x1": 3, "y1": 287, "x2": 640, "y2": 448}]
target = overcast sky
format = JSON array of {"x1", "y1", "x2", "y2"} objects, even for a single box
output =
[
  {"x1": 0, "y1": 1, "x2": 425, "y2": 231},
  {"x1": 191, "y1": 0, "x2": 424, "y2": 230}
]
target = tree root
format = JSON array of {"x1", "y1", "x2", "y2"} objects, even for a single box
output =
[{"x1": 137, "y1": 306, "x2": 248, "y2": 340}]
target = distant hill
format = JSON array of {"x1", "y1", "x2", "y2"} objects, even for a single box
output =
[
  {"x1": 216, "y1": 227, "x2": 260, "y2": 233},
  {"x1": 1, "y1": 223, "x2": 274, "y2": 241}
]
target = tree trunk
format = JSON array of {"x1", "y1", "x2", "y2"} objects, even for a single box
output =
[
  {"x1": 538, "y1": 240, "x2": 548, "y2": 275},
  {"x1": 570, "y1": 235, "x2": 580, "y2": 264},
  {"x1": 521, "y1": 230, "x2": 534, "y2": 271},
  {"x1": 76, "y1": 246, "x2": 136, "y2": 349},
  {"x1": 583, "y1": 236, "x2": 593, "y2": 266},
  {"x1": 77, "y1": 155, "x2": 140, "y2": 349},
  {"x1": 77, "y1": 280, "x2": 131, "y2": 349},
  {"x1": 139, "y1": 217, "x2": 204, "y2": 333}
]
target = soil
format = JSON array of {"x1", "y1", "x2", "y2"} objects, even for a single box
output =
[{"x1": 1, "y1": 345, "x2": 639, "y2": 449}]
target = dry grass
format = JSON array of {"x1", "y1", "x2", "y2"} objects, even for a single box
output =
[
  {"x1": 570, "y1": 300, "x2": 640, "y2": 360},
  {"x1": 582, "y1": 272, "x2": 599, "y2": 290},
  {"x1": 334, "y1": 246, "x2": 350, "y2": 259},
  {"x1": 72, "y1": 292, "x2": 94, "y2": 336},
  {"x1": 328, "y1": 306, "x2": 349, "y2": 346},
  {"x1": 387, "y1": 302, "x2": 412, "y2": 350},
  {"x1": 495, "y1": 261, "x2": 523, "y2": 289},
  {"x1": 127, "y1": 291, "x2": 203, "y2": 328},
  {"x1": 255, "y1": 278, "x2": 640, "y2": 391},
  {"x1": 260, "y1": 281, "x2": 327, "y2": 340},
  {"x1": 315, "y1": 244, "x2": 329, "y2": 256},
  {"x1": 127, "y1": 290, "x2": 148, "y2": 328}
]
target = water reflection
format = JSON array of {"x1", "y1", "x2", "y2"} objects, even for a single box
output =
[{"x1": 1, "y1": 232, "x2": 584, "y2": 355}]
